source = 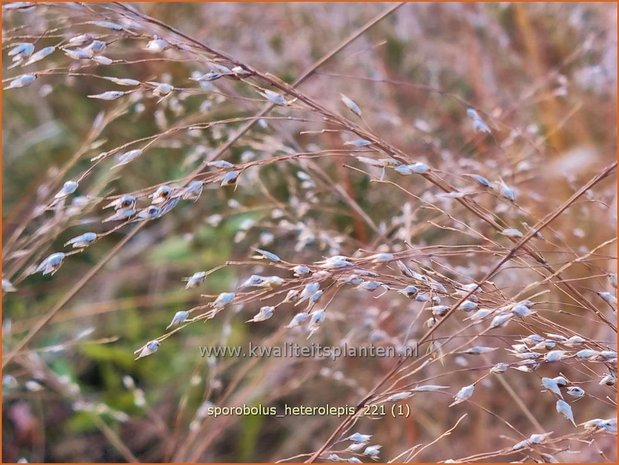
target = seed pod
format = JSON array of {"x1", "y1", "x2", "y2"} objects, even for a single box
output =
[
  {"x1": 159, "y1": 196, "x2": 180, "y2": 216},
  {"x1": 167, "y1": 310, "x2": 189, "y2": 329},
  {"x1": 521, "y1": 334, "x2": 544, "y2": 345},
  {"x1": 430, "y1": 305, "x2": 450, "y2": 317},
  {"x1": 92, "y1": 55, "x2": 113, "y2": 65},
  {"x1": 283, "y1": 289, "x2": 300, "y2": 303},
  {"x1": 253, "y1": 248, "x2": 281, "y2": 263},
  {"x1": 491, "y1": 363, "x2": 509, "y2": 374},
  {"x1": 465, "y1": 173, "x2": 491, "y2": 187},
  {"x1": 429, "y1": 282, "x2": 447, "y2": 294},
  {"x1": 308, "y1": 309, "x2": 326, "y2": 329},
  {"x1": 221, "y1": 171, "x2": 239, "y2": 186},
  {"x1": 399, "y1": 285, "x2": 418, "y2": 298},
  {"x1": 309, "y1": 290, "x2": 323, "y2": 303},
  {"x1": 394, "y1": 164, "x2": 413, "y2": 175},
  {"x1": 566, "y1": 386, "x2": 585, "y2": 398},
  {"x1": 411, "y1": 384, "x2": 449, "y2": 392},
  {"x1": 287, "y1": 312, "x2": 308, "y2": 328},
  {"x1": 511, "y1": 344, "x2": 528, "y2": 353},
  {"x1": 113, "y1": 149, "x2": 143, "y2": 168},
  {"x1": 90, "y1": 21, "x2": 124, "y2": 31},
  {"x1": 548, "y1": 332, "x2": 569, "y2": 343},
  {"x1": 86, "y1": 40, "x2": 106, "y2": 53},
  {"x1": 88, "y1": 91, "x2": 127, "y2": 101},
  {"x1": 25, "y1": 380, "x2": 43, "y2": 392},
  {"x1": 459, "y1": 283, "x2": 481, "y2": 294},
  {"x1": 599, "y1": 373, "x2": 616, "y2": 386},
  {"x1": 458, "y1": 300, "x2": 477, "y2": 312},
  {"x1": 240, "y1": 275, "x2": 266, "y2": 288},
  {"x1": 450, "y1": 384, "x2": 475, "y2": 406},
  {"x1": 24, "y1": 46, "x2": 55, "y2": 65},
  {"x1": 362, "y1": 445, "x2": 381, "y2": 458},
  {"x1": 511, "y1": 438, "x2": 530, "y2": 451},
  {"x1": 415, "y1": 293, "x2": 430, "y2": 302},
  {"x1": 385, "y1": 391, "x2": 412, "y2": 402},
  {"x1": 213, "y1": 292, "x2": 235, "y2": 308},
  {"x1": 357, "y1": 281, "x2": 381, "y2": 292},
  {"x1": 293, "y1": 265, "x2": 311, "y2": 276},
  {"x1": 320, "y1": 255, "x2": 353, "y2": 269},
  {"x1": 460, "y1": 346, "x2": 497, "y2": 355},
  {"x1": 192, "y1": 71, "x2": 222, "y2": 82},
  {"x1": 544, "y1": 350, "x2": 567, "y2": 362},
  {"x1": 185, "y1": 271, "x2": 207, "y2": 289},
  {"x1": 137, "y1": 205, "x2": 161, "y2": 220},
  {"x1": 262, "y1": 276, "x2": 286, "y2": 288},
  {"x1": 104, "y1": 77, "x2": 140, "y2": 87},
  {"x1": 581, "y1": 418, "x2": 616, "y2": 432},
  {"x1": 35, "y1": 252, "x2": 65, "y2": 276},
  {"x1": 496, "y1": 180, "x2": 517, "y2": 202},
  {"x1": 3, "y1": 279, "x2": 17, "y2": 293},
  {"x1": 181, "y1": 180, "x2": 204, "y2": 201},
  {"x1": 211, "y1": 63, "x2": 232, "y2": 74},
  {"x1": 502, "y1": 228, "x2": 523, "y2": 238},
  {"x1": 64, "y1": 232, "x2": 97, "y2": 249},
  {"x1": 358, "y1": 156, "x2": 397, "y2": 167},
  {"x1": 529, "y1": 433, "x2": 552, "y2": 444},
  {"x1": 299, "y1": 282, "x2": 321, "y2": 302},
  {"x1": 467, "y1": 308, "x2": 492, "y2": 321},
  {"x1": 532, "y1": 340, "x2": 556, "y2": 351},
  {"x1": 341, "y1": 274, "x2": 363, "y2": 286},
  {"x1": 409, "y1": 162, "x2": 429, "y2": 174},
  {"x1": 489, "y1": 312, "x2": 513, "y2": 329},
  {"x1": 6, "y1": 73, "x2": 37, "y2": 89},
  {"x1": 513, "y1": 351, "x2": 543, "y2": 360},
  {"x1": 512, "y1": 304, "x2": 534, "y2": 317},
  {"x1": 64, "y1": 47, "x2": 92, "y2": 60},
  {"x1": 135, "y1": 340, "x2": 160, "y2": 359},
  {"x1": 247, "y1": 306, "x2": 274, "y2": 322},
  {"x1": 145, "y1": 37, "x2": 170, "y2": 53},
  {"x1": 370, "y1": 252, "x2": 393, "y2": 263},
  {"x1": 344, "y1": 138, "x2": 372, "y2": 147},
  {"x1": 150, "y1": 185, "x2": 173, "y2": 204},
  {"x1": 262, "y1": 89, "x2": 287, "y2": 106},
  {"x1": 54, "y1": 180, "x2": 79, "y2": 200},
  {"x1": 340, "y1": 94, "x2": 362, "y2": 117},
  {"x1": 512, "y1": 432, "x2": 552, "y2": 451},
  {"x1": 575, "y1": 349, "x2": 599, "y2": 360},
  {"x1": 542, "y1": 377, "x2": 563, "y2": 398},
  {"x1": 555, "y1": 399, "x2": 575, "y2": 425},
  {"x1": 522, "y1": 222, "x2": 543, "y2": 239},
  {"x1": 559, "y1": 336, "x2": 584, "y2": 349},
  {"x1": 438, "y1": 191, "x2": 470, "y2": 200},
  {"x1": 598, "y1": 350, "x2": 617, "y2": 360},
  {"x1": 8, "y1": 42, "x2": 35, "y2": 60},
  {"x1": 208, "y1": 160, "x2": 235, "y2": 169},
  {"x1": 151, "y1": 82, "x2": 173, "y2": 97},
  {"x1": 597, "y1": 291, "x2": 617, "y2": 305},
  {"x1": 231, "y1": 66, "x2": 250, "y2": 76},
  {"x1": 466, "y1": 108, "x2": 491, "y2": 133},
  {"x1": 103, "y1": 207, "x2": 136, "y2": 222}
]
